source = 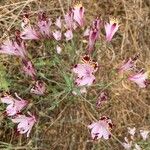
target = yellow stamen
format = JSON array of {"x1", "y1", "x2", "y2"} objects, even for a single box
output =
[
  {"x1": 110, "y1": 17, "x2": 119, "y2": 25},
  {"x1": 74, "y1": 1, "x2": 82, "y2": 8}
]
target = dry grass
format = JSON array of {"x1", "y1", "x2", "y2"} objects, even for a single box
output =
[{"x1": 0, "y1": 0, "x2": 150, "y2": 150}]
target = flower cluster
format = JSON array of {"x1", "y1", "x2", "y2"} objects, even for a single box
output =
[
  {"x1": 0, "y1": 1, "x2": 148, "y2": 143},
  {"x1": 118, "y1": 54, "x2": 149, "y2": 88},
  {"x1": 122, "y1": 127, "x2": 149, "y2": 150},
  {"x1": 1, "y1": 93, "x2": 36, "y2": 137}
]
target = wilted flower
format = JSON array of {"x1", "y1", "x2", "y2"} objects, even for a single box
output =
[
  {"x1": 119, "y1": 58, "x2": 136, "y2": 73},
  {"x1": 64, "y1": 9, "x2": 74, "y2": 29},
  {"x1": 96, "y1": 91, "x2": 108, "y2": 107},
  {"x1": 72, "y1": 2, "x2": 84, "y2": 27},
  {"x1": 30, "y1": 80, "x2": 45, "y2": 95},
  {"x1": 0, "y1": 39, "x2": 27, "y2": 58},
  {"x1": 140, "y1": 130, "x2": 149, "y2": 140},
  {"x1": 53, "y1": 30, "x2": 62, "y2": 41},
  {"x1": 128, "y1": 71, "x2": 149, "y2": 88},
  {"x1": 134, "y1": 144, "x2": 141, "y2": 150},
  {"x1": 128, "y1": 127, "x2": 136, "y2": 140},
  {"x1": 123, "y1": 137, "x2": 132, "y2": 150},
  {"x1": 104, "y1": 18, "x2": 119, "y2": 42},
  {"x1": 11, "y1": 112, "x2": 36, "y2": 137},
  {"x1": 55, "y1": 17, "x2": 62, "y2": 29},
  {"x1": 64, "y1": 29, "x2": 73, "y2": 41},
  {"x1": 83, "y1": 27, "x2": 90, "y2": 37},
  {"x1": 87, "y1": 18, "x2": 100, "y2": 52},
  {"x1": 37, "y1": 12, "x2": 51, "y2": 37},
  {"x1": 88, "y1": 116, "x2": 113, "y2": 140},
  {"x1": 128, "y1": 127, "x2": 136, "y2": 136},
  {"x1": 1, "y1": 93, "x2": 28, "y2": 116},
  {"x1": 22, "y1": 60, "x2": 36, "y2": 79},
  {"x1": 56, "y1": 45, "x2": 62, "y2": 54},
  {"x1": 72, "y1": 87, "x2": 87, "y2": 95}
]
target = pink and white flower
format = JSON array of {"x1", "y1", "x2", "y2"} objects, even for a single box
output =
[
  {"x1": 87, "y1": 18, "x2": 101, "y2": 52},
  {"x1": 22, "y1": 60, "x2": 36, "y2": 79},
  {"x1": 37, "y1": 12, "x2": 51, "y2": 37},
  {"x1": 140, "y1": 130, "x2": 149, "y2": 140},
  {"x1": 55, "y1": 17, "x2": 62, "y2": 29},
  {"x1": 53, "y1": 30, "x2": 62, "y2": 41},
  {"x1": 128, "y1": 71, "x2": 149, "y2": 88},
  {"x1": 88, "y1": 116, "x2": 113, "y2": 140},
  {"x1": 0, "y1": 39, "x2": 27, "y2": 58},
  {"x1": 72, "y1": 2, "x2": 84, "y2": 27},
  {"x1": 20, "y1": 26, "x2": 39, "y2": 40},
  {"x1": 11, "y1": 112, "x2": 36, "y2": 137},
  {"x1": 64, "y1": 29, "x2": 73, "y2": 41},
  {"x1": 64, "y1": 10, "x2": 74, "y2": 29},
  {"x1": 56, "y1": 45, "x2": 62, "y2": 54},
  {"x1": 30, "y1": 80, "x2": 45, "y2": 95},
  {"x1": 104, "y1": 18, "x2": 119, "y2": 42},
  {"x1": 119, "y1": 58, "x2": 136, "y2": 73},
  {"x1": 1, "y1": 93, "x2": 28, "y2": 116},
  {"x1": 75, "y1": 75, "x2": 95, "y2": 86},
  {"x1": 72, "y1": 63, "x2": 96, "y2": 86}
]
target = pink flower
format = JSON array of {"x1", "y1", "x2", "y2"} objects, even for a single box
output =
[
  {"x1": 73, "y1": 55, "x2": 98, "y2": 87},
  {"x1": 20, "y1": 26, "x2": 39, "y2": 40},
  {"x1": 11, "y1": 112, "x2": 36, "y2": 137},
  {"x1": 1, "y1": 93, "x2": 28, "y2": 116},
  {"x1": 73, "y1": 63, "x2": 96, "y2": 86},
  {"x1": 37, "y1": 12, "x2": 51, "y2": 37},
  {"x1": 88, "y1": 116, "x2": 113, "y2": 140},
  {"x1": 73, "y1": 63, "x2": 95, "y2": 78},
  {"x1": 0, "y1": 39, "x2": 27, "y2": 58},
  {"x1": 53, "y1": 30, "x2": 62, "y2": 41},
  {"x1": 72, "y1": 2, "x2": 84, "y2": 27},
  {"x1": 96, "y1": 91, "x2": 108, "y2": 107},
  {"x1": 55, "y1": 17, "x2": 62, "y2": 29},
  {"x1": 119, "y1": 58, "x2": 135, "y2": 73},
  {"x1": 87, "y1": 18, "x2": 100, "y2": 52},
  {"x1": 128, "y1": 71, "x2": 149, "y2": 88},
  {"x1": 140, "y1": 130, "x2": 149, "y2": 140},
  {"x1": 64, "y1": 29, "x2": 73, "y2": 41},
  {"x1": 22, "y1": 60, "x2": 36, "y2": 79},
  {"x1": 64, "y1": 10, "x2": 74, "y2": 29},
  {"x1": 75, "y1": 75, "x2": 95, "y2": 86},
  {"x1": 30, "y1": 80, "x2": 45, "y2": 95},
  {"x1": 104, "y1": 18, "x2": 119, "y2": 42},
  {"x1": 56, "y1": 45, "x2": 62, "y2": 54}
]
